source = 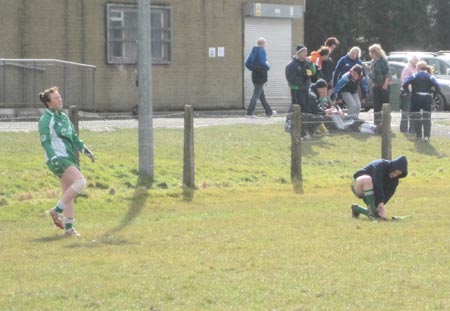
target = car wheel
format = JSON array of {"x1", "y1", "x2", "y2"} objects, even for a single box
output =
[{"x1": 432, "y1": 92, "x2": 446, "y2": 111}]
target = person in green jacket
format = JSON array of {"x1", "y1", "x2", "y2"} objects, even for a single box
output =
[{"x1": 38, "y1": 86, "x2": 95, "y2": 237}]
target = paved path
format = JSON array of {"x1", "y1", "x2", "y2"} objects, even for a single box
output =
[{"x1": 1, "y1": 112, "x2": 450, "y2": 137}]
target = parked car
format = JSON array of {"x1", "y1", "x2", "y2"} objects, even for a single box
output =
[
  {"x1": 388, "y1": 51, "x2": 450, "y2": 79},
  {"x1": 361, "y1": 61, "x2": 450, "y2": 112}
]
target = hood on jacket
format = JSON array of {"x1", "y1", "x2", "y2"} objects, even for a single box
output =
[{"x1": 387, "y1": 155, "x2": 408, "y2": 178}]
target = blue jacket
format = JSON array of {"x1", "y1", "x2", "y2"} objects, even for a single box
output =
[
  {"x1": 353, "y1": 156, "x2": 408, "y2": 205},
  {"x1": 333, "y1": 71, "x2": 369, "y2": 97},
  {"x1": 402, "y1": 71, "x2": 440, "y2": 94},
  {"x1": 333, "y1": 55, "x2": 363, "y2": 87},
  {"x1": 245, "y1": 46, "x2": 270, "y2": 71}
]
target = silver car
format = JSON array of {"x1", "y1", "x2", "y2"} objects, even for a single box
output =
[{"x1": 363, "y1": 60, "x2": 450, "y2": 111}]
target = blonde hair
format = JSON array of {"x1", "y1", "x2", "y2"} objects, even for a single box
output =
[
  {"x1": 416, "y1": 61, "x2": 433, "y2": 74},
  {"x1": 348, "y1": 46, "x2": 361, "y2": 58},
  {"x1": 368, "y1": 44, "x2": 387, "y2": 59}
]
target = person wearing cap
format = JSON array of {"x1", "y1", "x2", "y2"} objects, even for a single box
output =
[
  {"x1": 310, "y1": 79, "x2": 379, "y2": 135},
  {"x1": 351, "y1": 156, "x2": 408, "y2": 220},
  {"x1": 285, "y1": 44, "x2": 316, "y2": 137},
  {"x1": 333, "y1": 64, "x2": 369, "y2": 118},
  {"x1": 244, "y1": 37, "x2": 276, "y2": 118},
  {"x1": 307, "y1": 79, "x2": 336, "y2": 135}
]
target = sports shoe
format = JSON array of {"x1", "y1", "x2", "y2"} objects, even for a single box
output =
[
  {"x1": 245, "y1": 114, "x2": 257, "y2": 118},
  {"x1": 318, "y1": 122, "x2": 328, "y2": 134},
  {"x1": 65, "y1": 228, "x2": 80, "y2": 237},
  {"x1": 423, "y1": 136, "x2": 430, "y2": 142},
  {"x1": 351, "y1": 204, "x2": 360, "y2": 218},
  {"x1": 49, "y1": 209, "x2": 64, "y2": 229},
  {"x1": 267, "y1": 110, "x2": 277, "y2": 117}
]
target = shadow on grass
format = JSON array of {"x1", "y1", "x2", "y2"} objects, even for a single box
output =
[
  {"x1": 413, "y1": 139, "x2": 440, "y2": 156},
  {"x1": 31, "y1": 234, "x2": 66, "y2": 243},
  {"x1": 301, "y1": 138, "x2": 335, "y2": 156},
  {"x1": 106, "y1": 176, "x2": 152, "y2": 235}
]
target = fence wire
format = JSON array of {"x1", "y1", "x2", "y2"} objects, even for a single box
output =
[
  {"x1": 1, "y1": 110, "x2": 449, "y2": 137},
  {"x1": 1, "y1": 111, "x2": 449, "y2": 193}
]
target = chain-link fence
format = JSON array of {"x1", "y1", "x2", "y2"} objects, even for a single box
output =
[{"x1": 0, "y1": 59, "x2": 96, "y2": 111}]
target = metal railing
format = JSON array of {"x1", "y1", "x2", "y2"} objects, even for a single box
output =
[{"x1": 0, "y1": 59, "x2": 96, "y2": 111}]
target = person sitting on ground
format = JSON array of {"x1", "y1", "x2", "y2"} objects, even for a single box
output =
[{"x1": 310, "y1": 79, "x2": 379, "y2": 135}]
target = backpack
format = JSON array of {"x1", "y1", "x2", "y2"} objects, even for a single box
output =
[
  {"x1": 245, "y1": 47, "x2": 268, "y2": 84},
  {"x1": 245, "y1": 47, "x2": 262, "y2": 71}
]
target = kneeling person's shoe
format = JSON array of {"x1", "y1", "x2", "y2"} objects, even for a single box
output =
[{"x1": 351, "y1": 204, "x2": 360, "y2": 218}]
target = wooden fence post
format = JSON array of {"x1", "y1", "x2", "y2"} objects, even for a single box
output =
[
  {"x1": 68, "y1": 106, "x2": 80, "y2": 163},
  {"x1": 183, "y1": 105, "x2": 195, "y2": 191},
  {"x1": 291, "y1": 105, "x2": 303, "y2": 193},
  {"x1": 381, "y1": 103, "x2": 392, "y2": 160}
]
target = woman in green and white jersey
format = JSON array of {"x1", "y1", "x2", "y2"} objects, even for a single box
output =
[{"x1": 38, "y1": 86, "x2": 95, "y2": 237}]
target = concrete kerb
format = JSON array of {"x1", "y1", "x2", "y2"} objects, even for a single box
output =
[{"x1": 1, "y1": 108, "x2": 450, "y2": 138}]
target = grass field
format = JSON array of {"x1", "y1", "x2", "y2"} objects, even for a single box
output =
[{"x1": 1, "y1": 124, "x2": 450, "y2": 310}]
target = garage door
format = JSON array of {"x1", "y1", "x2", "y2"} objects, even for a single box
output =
[{"x1": 244, "y1": 17, "x2": 292, "y2": 111}]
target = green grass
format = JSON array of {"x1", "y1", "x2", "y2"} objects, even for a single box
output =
[{"x1": 1, "y1": 125, "x2": 450, "y2": 310}]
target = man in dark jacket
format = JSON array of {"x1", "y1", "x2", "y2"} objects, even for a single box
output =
[
  {"x1": 244, "y1": 37, "x2": 276, "y2": 117},
  {"x1": 285, "y1": 45, "x2": 316, "y2": 137},
  {"x1": 351, "y1": 156, "x2": 408, "y2": 220}
]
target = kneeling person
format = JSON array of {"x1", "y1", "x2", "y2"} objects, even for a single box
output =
[{"x1": 351, "y1": 156, "x2": 408, "y2": 220}]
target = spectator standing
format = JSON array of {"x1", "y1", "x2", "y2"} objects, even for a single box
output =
[
  {"x1": 333, "y1": 47, "x2": 364, "y2": 89},
  {"x1": 309, "y1": 46, "x2": 330, "y2": 83},
  {"x1": 285, "y1": 45, "x2": 315, "y2": 138},
  {"x1": 321, "y1": 37, "x2": 340, "y2": 90},
  {"x1": 245, "y1": 38, "x2": 276, "y2": 118},
  {"x1": 368, "y1": 44, "x2": 391, "y2": 125},
  {"x1": 402, "y1": 61, "x2": 440, "y2": 141},
  {"x1": 399, "y1": 55, "x2": 419, "y2": 133},
  {"x1": 333, "y1": 64, "x2": 369, "y2": 118}
]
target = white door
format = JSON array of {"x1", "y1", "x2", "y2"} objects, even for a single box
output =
[{"x1": 244, "y1": 18, "x2": 292, "y2": 111}]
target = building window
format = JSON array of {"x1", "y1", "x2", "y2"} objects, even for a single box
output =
[{"x1": 106, "y1": 4, "x2": 171, "y2": 64}]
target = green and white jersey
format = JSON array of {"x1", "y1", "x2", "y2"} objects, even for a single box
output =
[{"x1": 38, "y1": 109, "x2": 86, "y2": 162}]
